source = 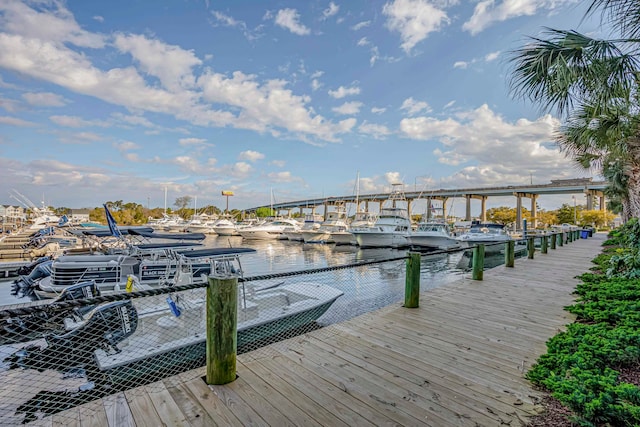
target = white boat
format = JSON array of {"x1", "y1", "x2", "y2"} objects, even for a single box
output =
[
  {"x1": 239, "y1": 218, "x2": 301, "y2": 240},
  {"x1": 455, "y1": 223, "x2": 513, "y2": 251},
  {"x1": 286, "y1": 214, "x2": 322, "y2": 241},
  {"x1": 212, "y1": 217, "x2": 240, "y2": 236},
  {"x1": 407, "y1": 220, "x2": 461, "y2": 250},
  {"x1": 302, "y1": 209, "x2": 348, "y2": 243},
  {"x1": 331, "y1": 211, "x2": 378, "y2": 245},
  {"x1": 184, "y1": 215, "x2": 217, "y2": 234},
  {"x1": 3, "y1": 252, "x2": 344, "y2": 424},
  {"x1": 351, "y1": 185, "x2": 411, "y2": 248}
]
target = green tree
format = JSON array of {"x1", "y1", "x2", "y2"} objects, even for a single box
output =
[
  {"x1": 508, "y1": 0, "x2": 640, "y2": 221},
  {"x1": 255, "y1": 207, "x2": 275, "y2": 217},
  {"x1": 486, "y1": 206, "x2": 529, "y2": 225},
  {"x1": 581, "y1": 209, "x2": 616, "y2": 228}
]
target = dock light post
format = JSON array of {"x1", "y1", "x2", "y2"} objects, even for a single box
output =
[{"x1": 572, "y1": 195, "x2": 577, "y2": 225}]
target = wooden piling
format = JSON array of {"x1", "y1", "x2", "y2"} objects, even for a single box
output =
[
  {"x1": 505, "y1": 240, "x2": 515, "y2": 268},
  {"x1": 550, "y1": 232, "x2": 556, "y2": 250},
  {"x1": 541, "y1": 235, "x2": 548, "y2": 254},
  {"x1": 559, "y1": 232, "x2": 564, "y2": 247},
  {"x1": 472, "y1": 244, "x2": 485, "y2": 280},
  {"x1": 527, "y1": 237, "x2": 535, "y2": 259},
  {"x1": 206, "y1": 276, "x2": 238, "y2": 385},
  {"x1": 404, "y1": 252, "x2": 421, "y2": 308}
]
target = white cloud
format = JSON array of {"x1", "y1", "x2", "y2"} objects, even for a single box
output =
[
  {"x1": 267, "y1": 171, "x2": 303, "y2": 183},
  {"x1": 311, "y1": 79, "x2": 322, "y2": 91},
  {"x1": 399, "y1": 104, "x2": 572, "y2": 186},
  {"x1": 274, "y1": 9, "x2": 310, "y2": 35},
  {"x1": 371, "y1": 107, "x2": 386, "y2": 114},
  {"x1": 357, "y1": 37, "x2": 369, "y2": 47},
  {"x1": 0, "y1": 116, "x2": 36, "y2": 126},
  {"x1": 443, "y1": 100, "x2": 456, "y2": 109},
  {"x1": 114, "y1": 141, "x2": 140, "y2": 151},
  {"x1": 400, "y1": 97, "x2": 431, "y2": 115},
  {"x1": 210, "y1": 10, "x2": 263, "y2": 41},
  {"x1": 22, "y1": 91, "x2": 66, "y2": 106},
  {"x1": 49, "y1": 115, "x2": 107, "y2": 128},
  {"x1": 114, "y1": 33, "x2": 202, "y2": 91},
  {"x1": 333, "y1": 101, "x2": 363, "y2": 115},
  {"x1": 328, "y1": 85, "x2": 360, "y2": 99},
  {"x1": 322, "y1": 2, "x2": 340, "y2": 19},
  {"x1": 383, "y1": 0, "x2": 450, "y2": 53},
  {"x1": 358, "y1": 121, "x2": 392, "y2": 139},
  {"x1": 485, "y1": 50, "x2": 500, "y2": 61},
  {"x1": 179, "y1": 138, "x2": 208, "y2": 146},
  {"x1": 0, "y1": 1, "x2": 105, "y2": 48},
  {"x1": 462, "y1": 0, "x2": 575, "y2": 36},
  {"x1": 453, "y1": 61, "x2": 468, "y2": 69},
  {"x1": 93, "y1": 16, "x2": 104, "y2": 23},
  {"x1": 239, "y1": 150, "x2": 265, "y2": 162},
  {"x1": 270, "y1": 160, "x2": 286, "y2": 167},
  {"x1": 351, "y1": 21, "x2": 371, "y2": 31}
]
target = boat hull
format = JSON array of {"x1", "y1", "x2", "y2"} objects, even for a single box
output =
[
  {"x1": 407, "y1": 234, "x2": 460, "y2": 250},
  {"x1": 353, "y1": 232, "x2": 409, "y2": 248}
]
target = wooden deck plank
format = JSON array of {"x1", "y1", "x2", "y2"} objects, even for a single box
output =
[
  {"x1": 77, "y1": 399, "x2": 108, "y2": 427},
  {"x1": 143, "y1": 382, "x2": 191, "y2": 427},
  {"x1": 102, "y1": 393, "x2": 135, "y2": 427},
  {"x1": 255, "y1": 354, "x2": 387, "y2": 426},
  {"x1": 124, "y1": 386, "x2": 163, "y2": 427},
  {"x1": 274, "y1": 337, "x2": 473, "y2": 426},
  {"x1": 235, "y1": 360, "x2": 325, "y2": 427},
  {"x1": 161, "y1": 375, "x2": 218, "y2": 427},
  {"x1": 178, "y1": 371, "x2": 245, "y2": 427}
]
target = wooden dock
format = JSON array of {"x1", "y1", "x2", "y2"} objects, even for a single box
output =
[{"x1": 29, "y1": 234, "x2": 605, "y2": 426}]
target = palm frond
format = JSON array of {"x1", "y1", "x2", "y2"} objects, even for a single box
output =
[
  {"x1": 586, "y1": 0, "x2": 640, "y2": 39},
  {"x1": 508, "y1": 29, "x2": 636, "y2": 117}
]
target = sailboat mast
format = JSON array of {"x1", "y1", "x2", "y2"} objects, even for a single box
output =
[
  {"x1": 164, "y1": 187, "x2": 167, "y2": 215},
  {"x1": 355, "y1": 171, "x2": 360, "y2": 212}
]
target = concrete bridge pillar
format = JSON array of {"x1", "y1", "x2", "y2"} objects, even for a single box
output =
[
  {"x1": 600, "y1": 195, "x2": 606, "y2": 211},
  {"x1": 586, "y1": 193, "x2": 594, "y2": 210},
  {"x1": 516, "y1": 194, "x2": 523, "y2": 231},
  {"x1": 465, "y1": 195, "x2": 472, "y2": 221},
  {"x1": 379, "y1": 200, "x2": 384, "y2": 212},
  {"x1": 407, "y1": 199, "x2": 412, "y2": 220},
  {"x1": 530, "y1": 194, "x2": 538, "y2": 229},
  {"x1": 480, "y1": 196, "x2": 487, "y2": 222},
  {"x1": 442, "y1": 199, "x2": 448, "y2": 221},
  {"x1": 311, "y1": 206, "x2": 316, "y2": 215},
  {"x1": 426, "y1": 198, "x2": 432, "y2": 221},
  {"x1": 323, "y1": 202, "x2": 328, "y2": 220}
]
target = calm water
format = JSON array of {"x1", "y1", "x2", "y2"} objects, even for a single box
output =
[{"x1": 0, "y1": 235, "x2": 512, "y2": 325}]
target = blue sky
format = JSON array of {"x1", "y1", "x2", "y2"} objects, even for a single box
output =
[{"x1": 0, "y1": 0, "x2": 601, "y2": 215}]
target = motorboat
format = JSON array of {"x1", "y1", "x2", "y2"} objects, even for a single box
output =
[
  {"x1": 3, "y1": 250, "x2": 343, "y2": 424},
  {"x1": 31, "y1": 247, "x2": 251, "y2": 299},
  {"x1": 184, "y1": 214, "x2": 217, "y2": 234},
  {"x1": 285, "y1": 214, "x2": 322, "y2": 241},
  {"x1": 331, "y1": 211, "x2": 378, "y2": 245},
  {"x1": 301, "y1": 209, "x2": 348, "y2": 243},
  {"x1": 351, "y1": 185, "x2": 411, "y2": 248},
  {"x1": 212, "y1": 216, "x2": 240, "y2": 236},
  {"x1": 455, "y1": 223, "x2": 513, "y2": 252},
  {"x1": 238, "y1": 218, "x2": 301, "y2": 240},
  {"x1": 407, "y1": 220, "x2": 461, "y2": 250}
]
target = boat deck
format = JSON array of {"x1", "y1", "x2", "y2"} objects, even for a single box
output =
[{"x1": 28, "y1": 233, "x2": 605, "y2": 426}]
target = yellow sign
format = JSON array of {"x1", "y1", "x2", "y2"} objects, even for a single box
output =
[{"x1": 221, "y1": 191, "x2": 234, "y2": 196}]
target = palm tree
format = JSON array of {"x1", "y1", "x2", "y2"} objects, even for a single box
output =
[{"x1": 508, "y1": 1, "x2": 640, "y2": 220}]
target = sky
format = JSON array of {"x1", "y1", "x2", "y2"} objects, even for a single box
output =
[{"x1": 0, "y1": 0, "x2": 604, "y2": 216}]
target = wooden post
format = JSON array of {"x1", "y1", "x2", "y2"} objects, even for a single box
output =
[
  {"x1": 472, "y1": 244, "x2": 485, "y2": 280},
  {"x1": 559, "y1": 232, "x2": 564, "y2": 247},
  {"x1": 527, "y1": 237, "x2": 535, "y2": 259},
  {"x1": 404, "y1": 252, "x2": 421, "y2": 308},
  {"x1": 550, "y1": 233, "x2": 556, "y2": 250},
  {"x1": 206, "y1": 276, "x2": 238, "y2": 385},
  {"x1": 505, "y1": 240, "x2": 515, "y2": 268},
  {"x1": 541, "y1": 235, "x2": 548, "y2": 254}
]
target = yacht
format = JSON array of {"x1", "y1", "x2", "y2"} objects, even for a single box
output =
[
  {"x1": 184, "y1": 214, "x2": 217, "y2": 234},
  {"x1": 238, "y1": 218, "x2": 301, "y2": 240},
  {"x1": 286, "y1": 214, "x2": 322, "y2": 241},
  {"x1": 331, "y1": 211, "x2": 378, "y2": 245},
  {"x1": 456, "y1": 222, "x2": 513, "y2": 252},
  {"x1": 212, "y1": 216, "x2": 240, "y2": 236},
  {"x1": 302, "y1": 208, "x2": 348, "y2": 243},
  {"x1": 407, "y1": 219, "x2": 460, "y2": 250},
  {"x1": 351, "y1": 185, "x2": 411, "y2": 248}
]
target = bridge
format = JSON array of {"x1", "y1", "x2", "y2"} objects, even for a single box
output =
[{"x1": 247, "y1": 178, "x2": 608, "y2": 229}]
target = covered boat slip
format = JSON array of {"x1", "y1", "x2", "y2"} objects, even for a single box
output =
[{"x1": 33, "y1": 233, "x2": 606, "y2": 426}]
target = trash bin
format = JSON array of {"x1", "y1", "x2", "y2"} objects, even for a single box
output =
[
  {"x1": 588, "y1": 228, "x2": 593, "y2": 237},
  {"x1": 581, "y1": 230, "x2": 589, "y2": 239}
]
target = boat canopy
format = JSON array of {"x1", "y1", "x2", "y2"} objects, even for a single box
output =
[
  {"x1": 177, "y1": 247, "x2": 256, "y2": 258},
  {"x1": 127, "y1": 229, "x2": 206, "y2": 241}
]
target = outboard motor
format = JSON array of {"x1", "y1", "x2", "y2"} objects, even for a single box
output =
[
  {"x1": 11, "y1": 260, "x2": 54, "y2": 296},
  {"x1": 1, "y1": 281, "x2": 100, "y2": 345},
  {"x1": 16, "y1": 256, "x2": 51, "y2": 276},
  {"x1": 4, "y1": 300, "x2": 138, "y2": 372}
]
